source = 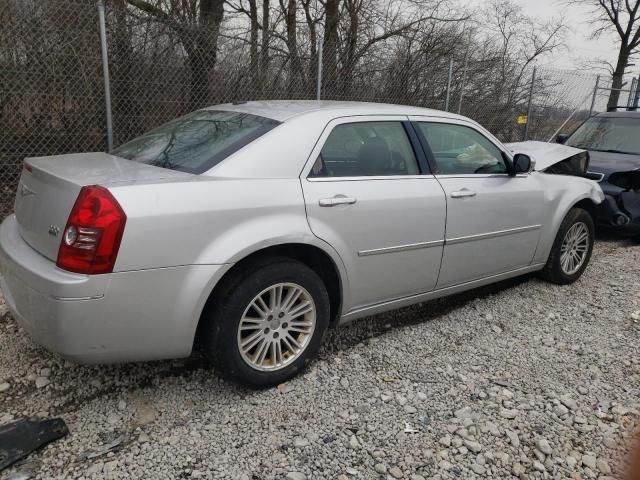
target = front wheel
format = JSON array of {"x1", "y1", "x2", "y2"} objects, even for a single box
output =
[
  {"x1": 203, "y1": 258, "x2": 330, "y2": 388},
  {"x1": 540, "y1": 207, "x2": 594, "y2": 285}
]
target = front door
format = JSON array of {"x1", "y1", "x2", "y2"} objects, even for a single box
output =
[
  {"x1": 301, "y1": 117, "x2": 446, "y2": 311},
  {"x1": 410, "y1": 118, "x2": 545, "y2": 288}
]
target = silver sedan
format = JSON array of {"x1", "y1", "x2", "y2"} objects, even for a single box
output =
[{"x1": 0, "y1": 101, "x2": 604, "y2": 386}]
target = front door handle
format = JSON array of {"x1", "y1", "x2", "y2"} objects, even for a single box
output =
[
  {"x1": 450, "y1": 189, "x2": 477, "y2": 199},
  {"x1": 319, "y1": 196, "x2": 357, "y2": 207}
]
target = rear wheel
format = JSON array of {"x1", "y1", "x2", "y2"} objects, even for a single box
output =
[
  {"x1": 203, "y1": 258, "x2": 330, "y2": 388},
  {"x1": 540, "y1": 208, "x2": 594, "y2": 285}
]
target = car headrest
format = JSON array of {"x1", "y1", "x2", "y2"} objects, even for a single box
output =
[{"x1": 359, "y1": 137, "x2": 391, "y2": 174}]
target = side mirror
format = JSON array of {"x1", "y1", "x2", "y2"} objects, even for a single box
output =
[
  {"x1": 556, "y1": 134, "x2": 569, "y2": 144},
  {"x1": 513, "y1": 153, "x2": 534, "y2": 174}
]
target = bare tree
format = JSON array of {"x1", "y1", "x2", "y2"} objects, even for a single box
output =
[
  {"x1": 126, "y1": 0, "x2": 225, "y2": 109},
  {"x1": 567, "y1": 0, "x2": 640, "y2": 109}
]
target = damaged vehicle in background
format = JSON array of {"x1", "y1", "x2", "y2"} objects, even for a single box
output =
[
  {"x1": 556, "y1": 110, "x2": 640, "y2": 234},
  {"x1": 0, "y1": 101, "x2": 604, "y2": 387}
]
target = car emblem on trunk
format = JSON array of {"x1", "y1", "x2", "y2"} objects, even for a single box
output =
[
  {"x1": 20, "y1": 184, "x2": 36, "y2": 197},
  {"x1": 48, "y1": 225, "x2": 60, "y2": 237}
]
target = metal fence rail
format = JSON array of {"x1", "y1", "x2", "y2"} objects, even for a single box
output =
[{"x1": 0, "y1": 0, "x2": 628, "y2": 219}]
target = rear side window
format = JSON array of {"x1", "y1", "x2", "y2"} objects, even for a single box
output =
[
  {"x1": 416, "y1": 122, "x2": 507, "y2": 175},
  {"x1": 310, "y1": 121, "x2": 420, "y2": 177},
  {"x1": 113, "y1": 110, "x2": 280, "y2": 174}
]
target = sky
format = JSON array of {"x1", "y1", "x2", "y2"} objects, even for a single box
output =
[{"x1": 468, "y1": 0, "x2": 626, "y2": 73}]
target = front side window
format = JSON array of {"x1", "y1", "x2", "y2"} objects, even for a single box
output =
[
  {"x1": 416, "y1": 122, "x2": 507, "y2": 175},
  {"x1": 113, "y1": 110, "x2": 280, "y2": 174},
  {"x1": 309, "y1": 121, "x2": 420, "y2": 177},
  {"x1": 567, "y1": 116, "x2": 640, "y2": 155}
]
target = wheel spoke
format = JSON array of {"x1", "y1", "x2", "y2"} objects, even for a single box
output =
[
  {"x1": 254, "y1": 339, "x2": 270, "y2": 366},
  {"x1": 251, "y1": 296, "x2": 270, "y2": 318},
  {"x1": 288, "y1": 300, "x2": 313, "y2": 319},
  {"x1": 285, "y1": 333, "x2": 301, "y2": 349},
  {"x1": 573, "y1": 251, "x2": 583, "y2": 267},
  {"x1": 575, "y1": 232, "x2": 588, "y2": 244},
  {"x1": 240, "y1": 317, "x2": 264, "y2": 330},
  {"x1": 288, "y1": 325, "x2": 312, "y2": 334},
  {"x1": 281, "y1": 335, "x2": 295, "y2": 354},
  {"x1": 269, "y1": 285, "x2": 283, "y2": 310},
  {"x1": 241, "y1": 331, "x2": 264, "y2": 352},
  {"x1": 281, "y1": 287, "x2": 302, "y2": 313}
]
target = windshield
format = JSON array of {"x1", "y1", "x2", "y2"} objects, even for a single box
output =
[
  {"x1": 567, "y1": 116, "x2": 640, "y2": 155},
  {"x1": 112, "y1": 110, "x2": 280, "y2": 173}
]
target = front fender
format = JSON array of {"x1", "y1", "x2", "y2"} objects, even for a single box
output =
[{"x1": 533, "y1": 176, "x2": 604, "y2": 264}]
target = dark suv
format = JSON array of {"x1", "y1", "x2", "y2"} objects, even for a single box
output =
[{"x1": 558, "y1": 111, "x2": 640, "y2": 233}]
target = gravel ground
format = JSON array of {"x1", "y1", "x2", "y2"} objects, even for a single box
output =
[{"x1": 1, "y1": 238, "x2": 639, "y2": 480}]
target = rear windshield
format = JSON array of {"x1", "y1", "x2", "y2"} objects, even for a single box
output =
[
  {"x1": 567, "y1": 116, "x2": 640, "y2": 155},
  {"x1": 112, "y1": 110, "x2": 280, "y2": 173}
]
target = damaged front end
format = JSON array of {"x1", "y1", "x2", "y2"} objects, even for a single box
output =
[
  {"x1": 598, "y1": 170, "x2": 640, "y2": 230},
  {"x1": 505, "y1": 141, "x2": 640, "y2": 232},
  {"x1": 505, "y1": 141, "x2": 592, "y2": 176}
]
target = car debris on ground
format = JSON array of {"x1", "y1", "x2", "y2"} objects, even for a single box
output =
[{"x1": 0, "y1": 417, "x2": 68, "y2": 472}]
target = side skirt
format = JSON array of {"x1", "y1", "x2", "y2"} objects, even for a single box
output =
[{"x1": 338, "y1": 263, "x2": 545, "y2": 324}]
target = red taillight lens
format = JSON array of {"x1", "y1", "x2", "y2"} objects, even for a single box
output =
[{"x1": 56, "y1": 185, "x2": 126, "y2": 274}]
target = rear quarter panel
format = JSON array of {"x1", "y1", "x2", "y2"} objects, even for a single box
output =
[{"x1": 109, "y1": 178, "x2": 319, "y2": 270}]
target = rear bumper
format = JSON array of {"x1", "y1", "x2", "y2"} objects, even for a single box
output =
[{"x1": 0, "y1": 215, "x2": 228, "y2": 363}]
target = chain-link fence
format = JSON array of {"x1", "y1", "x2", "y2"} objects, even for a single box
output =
[{"x1": 0, "y1": 0, "x2": 631, "y2": 219}]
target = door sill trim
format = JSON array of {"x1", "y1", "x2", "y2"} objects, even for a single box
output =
[
  {"x1": 339, "y1": 263, "x2": 545, "y2": 324},
  {"x1": 358, "y1": 239, "x2": 444, "y2": 257},
  {"x1": 446, "y1": 224, "x2": 541, "y2": 245}
]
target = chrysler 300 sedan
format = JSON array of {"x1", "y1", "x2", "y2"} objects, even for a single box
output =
[{"x1": 0, "y1": 101, "x2": 604, "y2": 387}]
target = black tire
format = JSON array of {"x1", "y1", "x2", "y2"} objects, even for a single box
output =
[
  {"x1": 540, "y1": 207, "x2": 595, "y2": 285},
  {"x1": 202, "y1": 257, "x2": 330, "y2": 388}
]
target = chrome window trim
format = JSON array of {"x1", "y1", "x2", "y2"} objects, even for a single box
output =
[
  {"x1": 446, "y1": 224, "x2": 541, "y2": 245},
  {"x1": 434, "y1": 173, "x2": 529, "y2": 179},
  {"x1": 358, "y1": 239, "x2": 444, "y2": 257},
  {"x1": 307, "y1": 174, "x2": 436, "y2": 182}
]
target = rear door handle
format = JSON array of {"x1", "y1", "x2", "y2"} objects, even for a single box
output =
[
  {"x1": 319, "y1": 196, "x2": 357, "y2": 207},
  {"x1": 450, "y1": 189, "x2": 477, "y2": 198}
]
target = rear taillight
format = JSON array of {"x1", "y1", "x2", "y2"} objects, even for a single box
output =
[{"x1": 56, "y1": 185, "x2": 126, "y2": 274}]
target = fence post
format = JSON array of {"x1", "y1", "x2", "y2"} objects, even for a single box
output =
[
  {"x1": 589, "y1": 75, "x2": 600, "y2": 117},
  {"x1": 316, "y1": 40, "x2": 323, "y2": 101},
  {"x1": 98, "y1": 0, "x2": 113, "y2": 152},
  {"x1": 627, "y1": 77, "x2": 638, "y2": 109},
  {"x1": 633, "y1": 74, "x2": 640, "y2": 109},
  {"x1": 444, "y1": 59, "x2": 453, "y2": 112},
  {"x1": 523, "y1": 67, "x2": 536, "y2": 141},
  {"x1": 457, "y1": 55, "x2": 468, "y2": 115}
]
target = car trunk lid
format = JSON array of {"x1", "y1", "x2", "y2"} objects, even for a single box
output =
[{"x1": 14, "y1": 152, "x2": 190, "y2": 262}]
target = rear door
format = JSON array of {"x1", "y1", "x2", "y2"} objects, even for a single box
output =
[
  {"x1": 300, "y1": 116, "x2": 446, "y2": 311},
  {"x1": 410, "y1": 117, "x2": 545, "y2": 288}
]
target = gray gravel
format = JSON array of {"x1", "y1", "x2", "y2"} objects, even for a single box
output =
[{"x1": 1, "y1": 238, "x2": 639, "y2": 480}]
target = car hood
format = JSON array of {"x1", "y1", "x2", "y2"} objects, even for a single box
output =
[
  {"x1": 581, "y1": 150, "x2": 640, "y2": 176},
  {"x1": 504, "y1": 141, "x2": 586, "y2": 171}
]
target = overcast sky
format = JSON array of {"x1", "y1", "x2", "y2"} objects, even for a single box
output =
[{"x1": 469, "y1": 0, "x2": 625, "y2": 73}]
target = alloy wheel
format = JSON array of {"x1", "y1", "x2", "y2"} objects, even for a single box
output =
[
  {"x1": 237, "y1": 282, "x2": 316, "y2": 371},
  {"x1": 560, "y1": 221, "x2": 590, "y2": 275}
]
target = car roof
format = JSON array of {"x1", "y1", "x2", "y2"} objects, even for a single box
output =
[
  {"x1": 203, "y1": 100, "x2": 466, "y2": 122},
  {"x1": 595, "y1": 110, "x2": 640, "y2": 118}
]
